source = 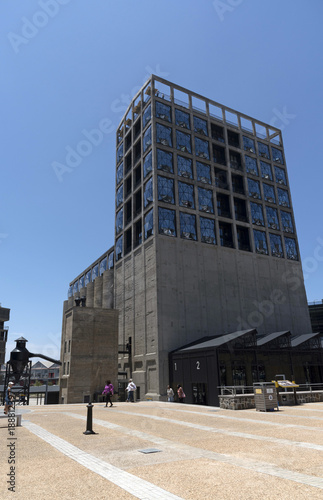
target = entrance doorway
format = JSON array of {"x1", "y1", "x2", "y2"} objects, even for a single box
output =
[{"x1": 192, "y1": 383, "x2": 207, "y2": 405}]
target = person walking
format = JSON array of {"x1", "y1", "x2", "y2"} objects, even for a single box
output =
[
  {"x1": 177, "y1": 384, "x2": 186, "y2": 403},
  {"x1": 4, "y1": 381, "x2": 14, "y2": 414},
  {"x1": 126, "y1": 379, "x2": 136, "y2": 402},
  {"x1": 167, "y1": 385, "x2": 174, "y2": 402},
  {"x1": 102, "y1": 380, "x2": 114, "y2": 407}
]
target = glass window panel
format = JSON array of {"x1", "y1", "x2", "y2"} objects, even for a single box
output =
[
  {"x1": 229, "y1": 151, "x2": 242, "y2": 171},
  {"x1": 92, "y1": 264, "x2": 98, "y2": 280},
  {"x1": 277, "y1": 188, "x2": 290, "y2": 207},
  {"x1": 144, "y1": 209, "x2": 153, "y2": 239},
  {"x1": 177, "y1": 156, "x2": 193, "y2": 179},
  {"x1": 193, "y1": 116, "x2": 208, "y2": 136},
  {"x1": 253, "y1": 230, "x2": 268, "y2": 255},
  {"x1": 198, "y1": 187, "x2": 214, "y2": 213},
  {"x1": 258, "y1": 142, "x2": 270, "y2": 159},
  {"x1": 243, "y1": 136, "x2": 255, "y2": 153},
  {"x1": 263, "y1": 183, "x2": 276, "y2": 203},
  {"x1": 285, "y1": 237, "x2": 298, "y2": 260},
  {"x1": 116, "y1": 184, "x2": 123, "y2": 207},
  {"x1": 108, "y1": 252, "x2": 114, "y2": 269},
  {"x1": 260, "y1": 161, "x2": 272, "y2": 180},
  {"x1": 143, "y1": 103, "x2": 151, "y2": 128},
  {"x1": 144, "y1": 178, "x2": 153, "y2": 207},
  {"x1": 116, "y1": 208, "x2": 123, "y2": 234},
  {"x1": 99, "y1": 257, "x2": 107, "y2": 275},
  {"x1": 175, "y1": 109, "x2": 190, "y2": 129},
  {"x1": 200, "y1": 217, "x2": 216, "y2": 244},
  {"x1": 274, "y1": 166, "x2": 287, "y2": 185},
  {"x1": 116, "y1": 236, "x2": 123, "y2": 261},
  {"x1": 219, "y1": 222, "x2": 233, "y2": 247},
  {"x1": 180, "y1": 212, "x2": 197, "y2": 240},
  {"x1": 281, "y1": 211, "x2": 294, "y2": 233},
  {"x1": 237, "y1": 226, "x2": 251, "y2": 251},
  {"x1": 266, "y1": 206, "x2": 279, "y2": 230},
  {"x1": 79, "y1": 275, "x2": 84, "y2": 289},
  {"x1": 68, "y1": 285, "x2": 73, "y2": 298},
  {"x1": 117, "y1": 143, "x2": 123, "y2": 163},
  {"x1": 116, "y1": 162, "x2": 123, "y2": 185},
  {"x1": 143, "y1": 151, "x2": 152, "y2": 177},
  {"x1": 214, "y1": 168, "x2": 228, "y2": 189},
  {"x1": 211, "y1": 123, "x2": 225, "y2": 142},
  {"x1": 272, "y1": 146, "x2": 284, "y2": 164},
  {"x1": 178, "y1": 181, "x2": 195, "y2": 208},
  {"x1": 157, "y1": 176, "x2": 174, "y2": 204},
  {"x1": 269, "y1": 233, "x2": 283, "y2": 258},
  {"x1": 156, "y1": 123, "x2": 172, "y2": 147},
  {"x1": 217, "y1": 194, "x2": 231, "y2": 218},
  {"x1": 73, "y1": 281, "x2": 79, "y2": 294},
  {"x1": 85, "y1": 270, "x2": 92, "y2": 286},
  {"x1": 213, "y1": 145, "x2": 226, "y2": 165},
  {"x1": 156, "y1": 101, "x2": 171, "y2": 122},
  {"x1": 176, "y1": 130, "x2": 192, "y2": 153},
  {"x1": 250, "y1": 202, "x2": 264, "y2": 226},
  {"x1": 245, "y1": 156, "x2": 258, "y2": 176},
  {"x1": 196, "y1": 161, "x2": 211, "y2": 184},
  {"x1": 157, "y1": 148, "x2": 173, "y2": 173},
  {"x1": 195, "y1": 137, "x2": 210, "y2": 160},
  {"x1": 143, "y1": 126, "x2": 152, "y2": 152},
  {"x1": 159, "y1": 207, "x2": 176, "y2": 236},
  {"x1": 234, "y1": 198, "x2": 248, "y2": 222},
  {"x1": 248, "y1": 178, "x2": 261, "y2": 199}
]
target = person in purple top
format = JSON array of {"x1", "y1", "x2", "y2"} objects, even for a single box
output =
[{"x1": 102, "y1": 380, "x2": 114, "y2": 407}]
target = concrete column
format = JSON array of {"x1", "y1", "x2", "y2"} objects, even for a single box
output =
[
  {"x1": 86, "y1": 282, "x2": 94, "y2": 308},
  {"x1": 102, "y1": 270, "x2": 114, "y2": 309},
  {"x1": 94, "y1": 276, "x2": 103, "y2": 308}
]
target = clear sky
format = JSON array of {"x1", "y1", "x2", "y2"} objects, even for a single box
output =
[{"x1": 1, "y1": 0, "x2": 323, "y2": 362}]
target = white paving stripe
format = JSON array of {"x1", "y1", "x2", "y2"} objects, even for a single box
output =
[
  {"x1": 65, "y1": 412, "x2": 323, "y2": 490},
  {"x1": 23, "y1": 421, "x2": 184, "y2": 500},
  {"x1": 112, "y1": 409, "x2": 323, "y2": 452}
]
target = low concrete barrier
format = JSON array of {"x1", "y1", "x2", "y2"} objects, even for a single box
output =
[{"x1": 219, "y1": 391, "x2": 323, "y2": 410}]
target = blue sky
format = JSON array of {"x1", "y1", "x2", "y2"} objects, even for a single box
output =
[{"x1": 1, "y1": 0, "x2": 323, "y2": 361}]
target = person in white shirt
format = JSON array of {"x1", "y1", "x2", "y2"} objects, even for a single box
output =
[
  {"x1": 167, "y1": 385, "x2": 174, "y2": 402},
  {"x1": 126, "y1": 379, "x2": 136, "y2": 402}
]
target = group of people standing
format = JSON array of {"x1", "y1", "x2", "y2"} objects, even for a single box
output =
[{"x1": 167, "y1": 384, "x2": 186, "y2": 403}]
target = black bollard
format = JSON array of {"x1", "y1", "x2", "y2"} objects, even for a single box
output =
[{"x1": 83, "y1": 402, "x2": 97, "y2": 435}]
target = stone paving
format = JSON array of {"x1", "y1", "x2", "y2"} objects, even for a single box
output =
[{"x1": 1, "y1": 401, "x2": 323, "y2": 499}]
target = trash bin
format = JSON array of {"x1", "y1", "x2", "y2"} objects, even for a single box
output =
[{"x1": 253, "y1": 382, "x2": 278, "y2": 412}]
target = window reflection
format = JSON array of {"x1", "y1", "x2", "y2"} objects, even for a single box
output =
[
  {"x1": 254, "y1": 230, "x2": 268, "y2": 255},
  {"x1": 92, "y1": 264, "x2": 98, "y2": 280},
  {"x1": 117, "y1": 162, "x2": 123, "y2": 185},
  {"x1": 195, "y1": 137, "x2": 210, "y2": 159},
  {"x1": 156, "y1": 101, "x2": 171, "y2": 122},
  {"x1": 263, "y1": 183, "x2": 276, "y2": 203},
  {"x1": 193, "y1": 116, "x2": 208, "y2": 136},
  {"x1": 250, "y1": 202, "x2": 264, "y2": 226},
  {"x1": 198, "y1": 187, "x2": 214, "y2": 213},
  {"x1": 156, "y1": 123, "x2": 172, "y2": 147},
  {"x1": 117, "y1": 143, "x2": 123, "y2": 163},
  {"x1": 277, "y1": 188, "x2": 290, "y2": 207},
  {"x1": 274, "y1": 166, "x2": 287, "y2": 185},
  {"x1": 266, "y1": 206, "x2": 279, "y2": 230},
  {"x1": 248, "y1": 179, "x2": 261, "y2": 199},
  {"x1": 281, "y1": 211, "x2": 294, "y2": 233},
  {"x1": 157, "y1": 148, "x2": 173, "y2": 173},
  {"x1": 116, "y1": 208, "x2": 123, "y2": 234},
  {"x1": 100, "y1": 258, "x2": 107, "y2": 275},
  {"x1": 200, "y1": 217, "x2": 216, "y2": 244},
  {"x1": 108, "y1": 252, "x2": 114, "y2": 269},
  {"x1": 79, "y1": 276, "x2": 84, "y2": 289},
  {"x1": 144, "y1": 178, "x2": 153, "y2": 207},
  {"x1": 116, "y1": 236, "x2": 123, "y2": 261},
  {"x1": 178, "y1": 181, "x2": 195, "y2": 208},
  {"x1": 144, "y1": 209, "x2": 153, "y2": 239},
  {"x1": 272, "y1": 146, "x2": 284, "y2": 164},
  {"x1": 85, "y1": 270, "x2": 92, "y2": 286},
  {"x1": 177, "y1": 156, "x2": 193, "y2": 179},
  {"x1": 159, "y1": 207, "x2": 176, "y2": 236},
  {"x1": 243, "y1": 136, "x2": 255, "y2": 153},
  {"x1": 196, "y1": 161, "x2": 211, "y2": 184},
  {"x1": 175, "y1": 109, "x2": 190, "y2": 129},
  {"x1": 158, "y1": 176, "x2": 174, "y2": 204},
  {"x1": 176, "y1": 130, "x2": 192, "y2": 153},
  {"x1": 258, "y1": 142, "x2": 270, "y2": 159},
  {"x1": 143, "y1": 151, "x2": 152, "y2": 178},
  {"x1": 73, "y1": 281, "x2": 78, "y2": 294},
  {"x1": 68, "y1": 286, "x2": 73, "y2": 298},
  {"x1": 143, "y1": 126, "x2": 152, "y2": 152},
  {"x1": 180, "y1": 212, "x2": 197, "y2": 240},
  {"x1": 143, "y1": 103, "x2": 151, "y2": 128},
  {"x1": 269, "y1": 233, "x2": 283, "y2": 258},
  {"x1": 285, "y1": 237, "x2": 298, "y2": 260},
  {"x1": 116, "y1": 184, "x2": 123, "y2": 207},
  {"x1": 245, "y1": 156, "x2": 258, "y2": 176},
  {"x1": 260, "y1": 161, "x2": 272, "y2": 180}
]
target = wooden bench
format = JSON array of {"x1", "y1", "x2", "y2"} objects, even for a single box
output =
[{"x1": 0, "y1": 413, "x2": 22, "y2": 426}]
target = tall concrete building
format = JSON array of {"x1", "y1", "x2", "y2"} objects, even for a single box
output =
[
  {"x1": 0, "y1": 305, "x2": 10, "y2": 365},
  {"x1": 61, "y1": 76, "x2": 313, "y2": 402}
]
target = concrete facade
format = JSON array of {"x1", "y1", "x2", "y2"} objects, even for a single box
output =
[
  {"x1": 0, "y1": 305, "x2": 10, "y2": 365},
  {"x1": 62, "y1": 76, "x2": 313, "y2": 403}
]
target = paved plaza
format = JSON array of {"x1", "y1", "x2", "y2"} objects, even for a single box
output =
[{"x1": 1, "y1": 400, "x2": 323, "y2": 499}]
